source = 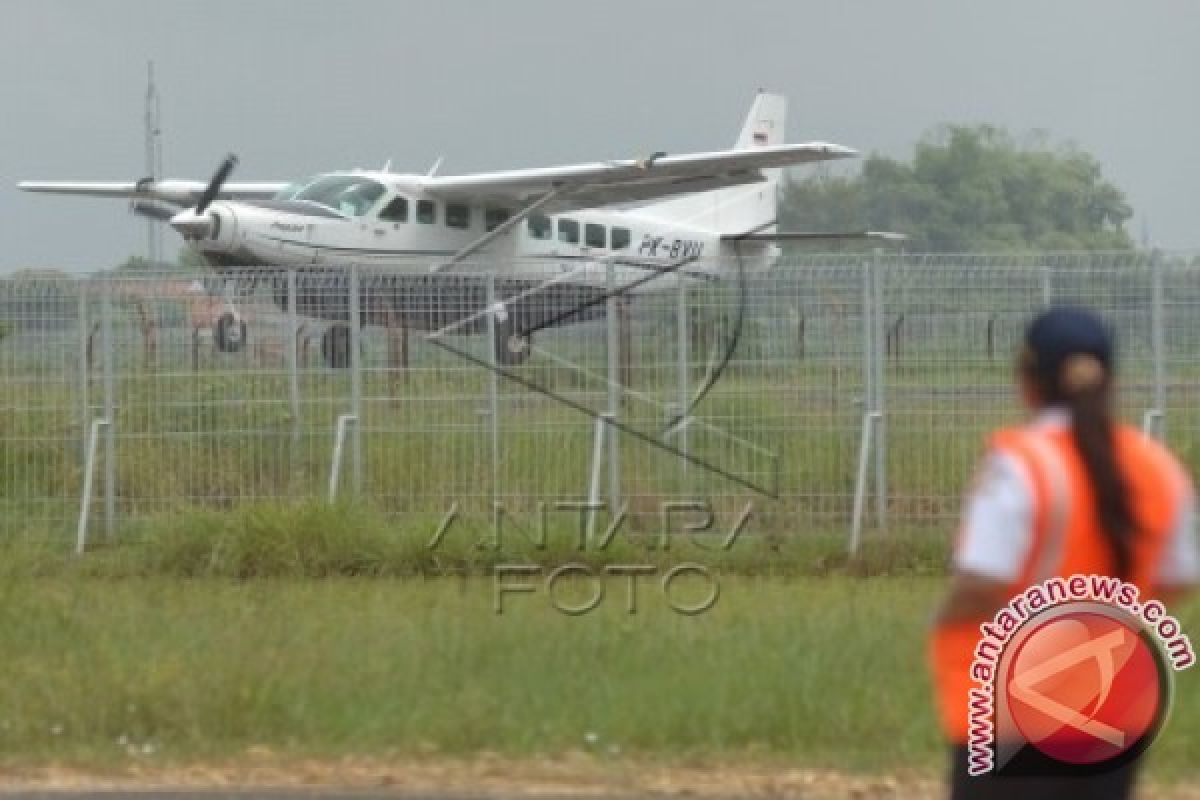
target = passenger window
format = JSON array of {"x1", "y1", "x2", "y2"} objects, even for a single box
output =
[
  {"x1": 417, "y1": 200, "x2": 437, "y2": 224},
  {"x1": 379, "y1": 196, "x2": 408, "y2": 223},
  {"x1": 585, "y1": 223, "x2": 606, "y2": 249},
  {"x1": 485, "y1": 208, "x2": 512, "y2": 232},
  {"x1": 611, "y1": 227, "x2": 631, "y2": 250},
  {"x1": 528, "y1": 214, "x2": 552, "y2": 240},
  {"x1": 446, "y1": 204, "x2": 470, "y2": 229},
  {"x1": 558, "y1": 218, "x2": 580, "y2": 245}
]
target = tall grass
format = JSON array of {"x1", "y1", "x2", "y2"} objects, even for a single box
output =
[{"x1": 0, "y1": 500, "x2": 949, "y2": 580}]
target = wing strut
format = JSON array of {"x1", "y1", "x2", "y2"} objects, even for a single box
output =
[{"x1": 429, "y1": 185, "x2": 569, "y2": 273}]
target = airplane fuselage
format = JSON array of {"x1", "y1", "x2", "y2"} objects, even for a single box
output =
[{"x1": 190, "y1": 172, "x2": 776, "y2": 288}]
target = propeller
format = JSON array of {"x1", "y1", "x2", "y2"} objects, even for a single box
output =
[
  {"x1": 195, "y1": 153, "x2": 238, "y2": 214},
  {"x1": 170, "y1": 153, "x2": 238, "y2": 239}
]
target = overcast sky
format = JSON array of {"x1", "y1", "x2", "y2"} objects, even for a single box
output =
[{"x1": 1, "y1": 0, "x2": 1197, "y2": 272}]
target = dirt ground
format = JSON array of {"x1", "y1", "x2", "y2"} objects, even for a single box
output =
[{"x1": 1, "y1": 754, "x2": 1197, "y2": 800}]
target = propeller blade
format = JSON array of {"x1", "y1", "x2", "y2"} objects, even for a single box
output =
[{"x1": 195, "y1": 153, "x2": 238, "y2": 214}]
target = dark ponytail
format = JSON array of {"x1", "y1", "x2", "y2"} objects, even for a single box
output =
[{"x1": 1025, "y1": 352, "x2": 1138, "y2": 580}]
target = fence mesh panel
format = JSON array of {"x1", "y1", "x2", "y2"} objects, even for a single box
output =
[{"x1": 1, "y1": 252, "x2": 1196, "y2": 544}]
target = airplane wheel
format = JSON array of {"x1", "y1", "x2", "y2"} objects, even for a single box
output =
[
  {"x1": 494, "y1": 319, "x2": 531, "y2": 366},
  {"x1": 214, "y1": 311, "x2": 247, "y2": 353},
  {"x1": 322, "y1": 324, "x2": 352, "y2": 369}
]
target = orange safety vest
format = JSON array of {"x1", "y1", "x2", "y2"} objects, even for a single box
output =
[{"x1": 929, "y1": 422, "x2": 1189, "y2": 742}]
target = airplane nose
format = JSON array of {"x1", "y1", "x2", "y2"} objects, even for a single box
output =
[{"x1": 169, "y1": 209, "x2": 213, "y2": 239}]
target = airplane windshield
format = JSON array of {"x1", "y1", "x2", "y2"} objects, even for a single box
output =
[
  {"x1": 272, "y1": 178, "x2": 317, "y2": 201},
  {"x1": 286, "y1": 176, "x2": 386, "y2": 217}
]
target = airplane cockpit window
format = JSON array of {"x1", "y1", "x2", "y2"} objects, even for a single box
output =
[
  {"x1": 528, "y1": 214, "x2": 552, "y2": 240},
  {"x1": 558, "y1": 218, "x2": 580, "y2": 245},
  {"x1": 379, "y1": 196, "x2": 408, "y2": 223},
  {"x1": 485, "y1": 208, "x2": 512, "y2": 232},
  {"x1": 611, "y1": 227, "x2": 631, "y2": 250},
  {"x1": 585, "y1": 224, "x2": 606, "y2": 249},
  {"x1": 291, "y1": 176, "x2": 386, "y2": 217}
]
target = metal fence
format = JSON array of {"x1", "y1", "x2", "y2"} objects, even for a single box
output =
[{"x1": 3, "y1": 251, "x2": 1199, "y2": 548}]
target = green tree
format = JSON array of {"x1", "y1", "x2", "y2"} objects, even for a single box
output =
[{"x1": 782, "y1": 125, "x2": 1133, "y2": 252}]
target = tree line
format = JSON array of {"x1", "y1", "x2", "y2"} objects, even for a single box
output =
[{"x1": 781, "y1": 124, "x2": 1134, "y2": 252}]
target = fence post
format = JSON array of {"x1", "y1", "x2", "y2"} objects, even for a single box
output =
[
  {"x1": 287, "y1": 269, "x2": 301, "y2": 445},
  {"x1": 1041, "y1": 264, "x2": 1053, "y2": 307},
  {"x1": 75, "y1": 417, "x2": 111, "y2": 555},
  {"x1": 328, "y1": 414, "x2": 358, "y2": 501},
  {"x1": 871, "y1": 249, "x2": 888, "y2": 531},
  {"x1": 676, "y1": 273, "x2": 689, "y2": 484},
  {"x1": 486, "y1": 274, "x2": 501, "y2": 505},
  {"x1": 77, "y1": 281, "x2": 90, "y2": 468},
  {"x1": 349, "y1": 265, "x2": 363, "y2": 495},
  {"x1": 1150, "y1": 252, "x2": 1166, "y2": 440},
  {"x1": 605, "y1": 262, "x2": 621, "y2": 511},
  {"x1": 102, "y1": 275, "x2": 116, "y2": 539},
  {"x1": 856, "y1": 259, "x2": 877, "y2": 541},
  {"x1": 862, "y1": 260, "x2": 874, "y2": 421},
  {"x1": 849, "y1": 412, "x2": 882, "y2": 555},
  {"x1": 586, "y1": 412, "x2": 614, "y2": 544}
]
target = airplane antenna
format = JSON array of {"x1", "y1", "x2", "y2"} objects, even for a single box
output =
[
  {"x1": 143, "y1": 60, "x2": 164, "y2": 266},
  {"x1": 427, "y1": 156, "x2": 444, "y2": 177}
]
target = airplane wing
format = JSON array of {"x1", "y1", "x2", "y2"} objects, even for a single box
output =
[
  {"x1": 17, "y1": 180, "x2": 287, "y2": 207},
  {"x1": 422, "y1": 142, "x2": 855, "y2": 213}
]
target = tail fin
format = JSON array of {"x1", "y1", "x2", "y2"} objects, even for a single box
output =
[
  {"x1": 734, "y1": 91, "x2": 787, "y2": 151},
  {"x1": 643, "y1": 91, "x2": 786, "y2": 235}
]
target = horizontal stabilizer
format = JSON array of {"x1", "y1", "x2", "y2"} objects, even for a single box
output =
[{"x1": 722, "y1": 230, "x2": 907, "y2": 242}]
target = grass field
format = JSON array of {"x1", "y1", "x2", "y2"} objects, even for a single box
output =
[
  {"x1": 0, "y1": 514, "x2": 1197, "y2": 782},
  {"x1": 1, "y1": 576, "x2": 1196, "y2": 779}
]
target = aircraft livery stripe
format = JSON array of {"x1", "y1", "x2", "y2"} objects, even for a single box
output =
[
  {"x1": 260, "y1": 235, "x2": 457, "y2": 256},
  {"x1": 261, "y1": 235, "x2": 613, "y2": 261}
]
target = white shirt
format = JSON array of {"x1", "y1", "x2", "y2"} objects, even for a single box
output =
[{"x1": 955, "y1": 409, "x2": 1200, "y2": 585}]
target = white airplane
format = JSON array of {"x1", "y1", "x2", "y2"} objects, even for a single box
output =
[{"x1": 20, "y1": 92, "x2": 882, "y2": 366}]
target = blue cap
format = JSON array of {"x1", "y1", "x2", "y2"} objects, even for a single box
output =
[{"x1": 1023, "y1": 306, "x2": 1114, "y2": 379}]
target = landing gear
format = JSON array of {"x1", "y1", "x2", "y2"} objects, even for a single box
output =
[
  {"x1": 214, "y1": 311, "x2": 247, "y2": 353},
  {"x1": 494, "y1": 317, "x2": 531, "y2": 366},
  {"x1": 322, "y1": 323, "x2": 352, "y2": 368}
]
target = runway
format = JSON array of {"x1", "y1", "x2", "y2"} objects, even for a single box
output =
[{"x1": 0, "y1": 792, "x2": 624, "y2": 800}]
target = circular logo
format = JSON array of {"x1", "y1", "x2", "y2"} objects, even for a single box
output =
[{"x1": 1004, "y1": 608, "x2": 1168, "y2": 767}]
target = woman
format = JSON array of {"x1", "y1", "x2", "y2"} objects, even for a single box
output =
[{"x1": 929, "y1": 306, "x2": 1198, "y2": 800}]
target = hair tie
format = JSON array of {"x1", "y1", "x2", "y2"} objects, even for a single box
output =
[{"x1": 1061, "y1": 354, "x2": 1105, "y2": 393}]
